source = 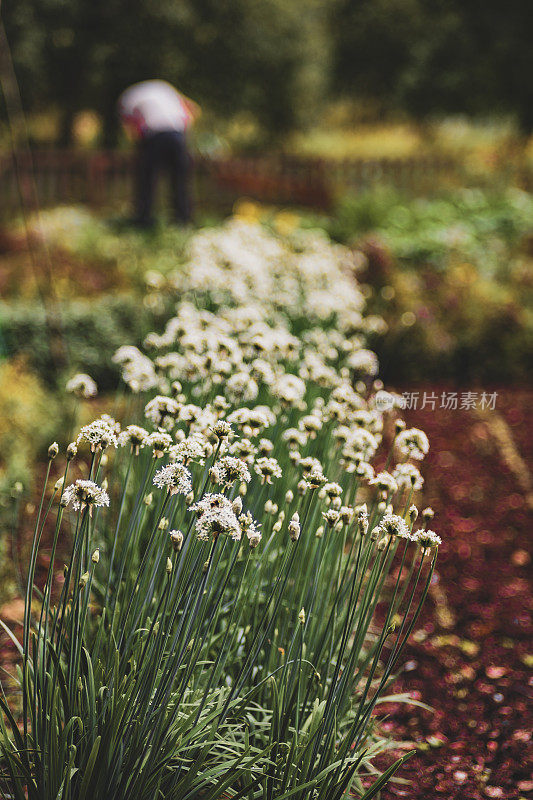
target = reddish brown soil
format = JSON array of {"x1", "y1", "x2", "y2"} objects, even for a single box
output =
[
  {"x1": 377, "y1": 387, "x2": 533, "y2": 800},
  {"x1": 0, "y1": 232, "x2": 128, "y2": 299}
]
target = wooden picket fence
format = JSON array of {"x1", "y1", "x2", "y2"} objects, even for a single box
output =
[{"x1": 0, "y1": 148, "x2": 457, "y2": 218}]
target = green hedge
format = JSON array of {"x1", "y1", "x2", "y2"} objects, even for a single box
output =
[{"x1": 0, "y1": 294, "x2": 170, "y2": 391}]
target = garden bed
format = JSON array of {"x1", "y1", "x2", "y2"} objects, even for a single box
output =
[{"x1": 378, "y1": 387, "x2": 532, "y2": 799}]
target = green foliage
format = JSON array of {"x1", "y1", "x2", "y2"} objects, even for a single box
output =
[
  {"x1": 2, "y1": 0, "x2": 332, "y2": 144},
  {"x1": 0, "y1": 360, "x2": 58, "y2": 606},
  {"x1": 330, "y1": 187, "x2": 533, "y2": 275},
  {"x1": 0, "y1": 358, "x2": 58, "y2": 486},
  {"x1": 325, "y1": 187, "x2": 533, "y2": 383},
  {"x1": 0, "y1": 223, "x2": 436, "y2": 799},
  {"x1": 332, "y1": 0, "x2": 533, "y2": 134},
  {"x1": 0, "y1": 295, "x2": 166, "y2": 391},
  {"x1": 4, "y1": 0, "x2": 531, "y2": 144}
]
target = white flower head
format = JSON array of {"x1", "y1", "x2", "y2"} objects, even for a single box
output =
[
  {"x1": 378, "y1": 513, "x2": 411, "y2": 540},
  {"x1": 66, "y1": 373, "x2": 97, "y2": 399},
  {"x1": 211, "y1": 456, "x2": 251, "y2": 487},
  {"x1": 147, "y1": 430, "x2": 173, "y2": 457},
  {"x1": 239, "y1": 511, "x2": 262, "y2": 547},
  {"x1": 153, "y1": 463, "x2": 193, "y2": 496},
  {"x1": 169, "y1": 434, "x2": 208, "y2": 465},
  {"x1": 254, "y1": 457, "x2": 283, "y2": 484},
  {"x1": 119, "y1": 425, "x2": 150, "y2": 454},
  {"x1": 347, "y1": 349, "x2": 379, "y2": 376},
  {"x1": 144, "y1": 396, "x2": 180, "y2": 428},
  {"x1": 396, "y1": 428, "x2": 430, "y2": 461},
  {"x1": 212, "y1": 419, "x2": 233, "y2": 439},
  {"x1": 393, "y1": 463, "x2": 424, "y2": 491},
  {"x1": 370, "y1": 471, "x2": 398, "y2": 494},
  {"x1": 413, "y1": 529, "x2": 442, "y2": 549},
  {"x1": 62, "y1": 479, "x2": 109, "y2": 514},
  {"x1": 189, "y1": 493, "x2": 241, "y2": 541},
  {"x1": 225, "y1": 372, "x2": 259, "y2": 404},
  {"x1": 288, "y1": 512, "x2": 301, "y2": 541},
  {"x1": 77, "y1": 418, "x2": 118, "y2": 451},
  {"x1": 305, "y1": 466, "x2": 328, "y2": 490}
]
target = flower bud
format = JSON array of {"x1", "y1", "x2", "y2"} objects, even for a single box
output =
[
  {"x1": 170, "y1": 530, "x2": 184, "y2": 551},
  {"x1": 158, "y1": 517, "x2": 169, "y2": 531},
  {"x1": 288, "y1": 512, "x2": 301, "y2": 541},
  {"x1": 48, "y1": 442, "x2": 59, "y2": 459},
  {"x1": 422, "y1": 507, "x2": 435, "y2": 522},
  {"x1": 79, "y1": 572, "x2": 89, "y2": 588},
  {"x1": 322, "y1": 509, "x2": 339, "y2": 528},
  {"x1": 297, "y1": 479, "x2": 307, "y2": 496},
  {"x1": 55, "y1": 476, "x2": 65, "y2": 492},
  {"x1": 409, "y1": 505, "x2": 419, "y2": 523},
  {"x1": 232, "y1": 497, "x2": 243, "y2": 515},
  {"x1": 298, "y1": 608, "x2": 306, "y2": 625},
  {"x1": 285, "y1": 490, "x2": 294, "y2": 504},
  {"x1": 91, "y1": 548, "x2": 100, "y2": 563},
  {"x1": 166, "y1": 557, "x2": 173, "y2": 574},
  {"x1": 144, "y1": 492, "x2": 153, "y2": 506},
  {"x1": 66, "y1": 442, "x2": 77, "y2": 461}
]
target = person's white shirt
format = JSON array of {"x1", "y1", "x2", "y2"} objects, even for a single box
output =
[{"x1": 118, "y1": 80, "x2": 191, "y2": 136}]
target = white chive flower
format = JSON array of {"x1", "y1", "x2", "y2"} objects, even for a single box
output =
[
  {"x1": 66, "y1": 373, "x2": 97, "y2": 399},
  {"x1": 77, "y1": 418, "x2": 118, "y2": 451},
  {"x1": 153, "y1": 463, "x2": 193, "y2": 496},
  {"x1": 413, "y1": 529, "x2": 442, "y2": 549},
  {"x1": 396, "y1": 428, "x2": 430, "y2": 461},
  {"x1": 393, "y1": 463, "x2": 424, "y2": 491},
  {"x1": 254, "y1": 457, "x2": 283, "y2": 484},
  {"x1": 147, "y1": 431, "x2": 173, "y2": 457},
  {"x1": 211, "y1": 456, "x2": 251, "y2": 487},
  {"x1": 62, "y1": 480, "x2": 109, "y2": 514},
  {"x1": 119, "y1": 425, "x2": 149, "y2": 454},
  {"x1": 378, "y1": 513, "x2": 412, "y2": 540},
  {"x1": 144, "y1": 396, "x2": 180, "y2": 427},
  {"x1": 189, "y1": 493, "x2": 241, "y2": 541}
]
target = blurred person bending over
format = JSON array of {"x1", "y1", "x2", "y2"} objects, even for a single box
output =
[{"x1": 118, "y1": 80, "x2": 200, "y2": 227}]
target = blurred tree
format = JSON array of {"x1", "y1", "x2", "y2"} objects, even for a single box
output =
[
  {"x1": 332, "y1": 0, "x2": 533, "y2": 134},
  {"x1": 1, "y1": 0, "x2": 100, "y2": 144},
  {"x1": 3, "y1": 0, "x2": 531, "y2": 143},
  {"x1": 1, "y1": 0, "x2": 331, "y2": 145}
]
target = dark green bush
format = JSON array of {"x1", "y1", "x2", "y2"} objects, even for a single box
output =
[{"x1": 0, "y1": 294, "x2": 171, "y2": 391}]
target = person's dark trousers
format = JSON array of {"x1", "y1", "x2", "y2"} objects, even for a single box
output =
[{"x1": 134, "y1": 130, "x2": 192, "y2": 226}]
